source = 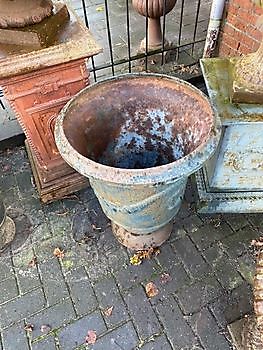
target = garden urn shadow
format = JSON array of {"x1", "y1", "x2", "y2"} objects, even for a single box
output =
[{"x1": 55, "y1": 74, "x2": 221, "y2": 250}]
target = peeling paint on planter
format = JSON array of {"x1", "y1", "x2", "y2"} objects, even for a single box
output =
[{"x1": 55, "y1": 73, "x2": 221, "y2": 249}]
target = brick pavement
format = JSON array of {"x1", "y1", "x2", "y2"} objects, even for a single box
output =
[{"x1": 0, "y1": 146, "x2": 262, "y2": 349}]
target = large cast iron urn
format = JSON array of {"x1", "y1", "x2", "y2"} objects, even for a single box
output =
[{"x1": 55, "y1": 74, "x2": 221, "y2": 250}]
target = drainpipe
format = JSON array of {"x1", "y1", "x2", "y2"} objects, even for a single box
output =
[{"x1": 203, "y1": 0, "x2": 226, "y2": 57}]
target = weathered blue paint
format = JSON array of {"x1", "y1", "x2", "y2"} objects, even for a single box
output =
[
  {"x1": 90, "y1": 178, "x2": 186, "y2": 234},
  {"x1": 55, "y1": 73, "x2": 221, "y2": 246},
  {"x1": 196, "y1": 58, "x2": 263, "y2": 213}
]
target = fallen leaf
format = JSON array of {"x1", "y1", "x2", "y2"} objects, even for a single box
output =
[
  {"x1": 103, "y1": 306, "x2": 114, "y2": 317},
  {"x1": 53, "y1": 247, "x2": 65, "y2": 259},
  {"x1": 92, "y1": 224, "x2": 102, "y2": 231},
  {"x1": 130, "y1": 254, "x2": 142, "y2": 265},
  {"x1": 96, "y1": 5, "x2": 104, "y2": 12},
  {"x1": 40, "y1": 324, "x2": 51, "y2": 334},
  {"x1": 28, "y1": 256, "x2": 37, "y2": 268},
  {"x1": 57, "y1": 210, "x2": 69, "y2": 217},
  {"x1": 24, "y1": 324, "x2": 34, "y2": 332},
  {"x1": 85, "y1": 330, "x2": 97, "y2": 345},
  {"x1": 3, "y1": 164, "x2": 11, "y2": 172},
  {"x1": 130, "y1": 248, "x2": 160, "y2": 265},
  {"x1": 145, "y1": 281, "x2": 159, "y2": 298},
  {"x1": 160, "y1": 272, "x2": 172, "y2": 284}
]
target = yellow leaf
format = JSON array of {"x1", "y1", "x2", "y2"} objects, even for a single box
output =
[
  {"x1": 96, "y1": 5, "x2": 104, "y2": 12},
  {"x1": 130, "y1": 254, "x2": 142, "y2": 265}
]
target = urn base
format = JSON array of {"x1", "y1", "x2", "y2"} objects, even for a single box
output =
[{"x1": 112, "y1": 221, "x2": 173, "y2": 250}]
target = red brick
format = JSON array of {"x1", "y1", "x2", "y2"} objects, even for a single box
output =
[
  {"x1": 238, "y1": 42, "x2": 251, "y2": 55},
  {"x1": 221, "y1": 32, "x2": 239, "y2": 50},
  {"x1": 249, "y1": 27, "x2": 263, "y2": 42},
  {"x1": 240, "y1": 34, "x2": 257, "y2": 50},
  {"x1": 223, "y1": 23, "x2": 236, "y2": 37},
  {"x1": 252, "y1": 40, "x2": 261, "y2": 52}
]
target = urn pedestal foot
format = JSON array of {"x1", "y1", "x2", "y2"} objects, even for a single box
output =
[{"x1": 112, "y1": 221, "x2": 172, "y2": 250}]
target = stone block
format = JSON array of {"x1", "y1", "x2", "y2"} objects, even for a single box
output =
[
  {"x1": 173, "y1": 236, "x2": 210, "y2": 279},
  {"x1": 58, "y1": 311, "x2": 106, "y2": 350},
  {"x1": 176, "y1": 276, "x2": 223, "y2": 315},
  {"x1": 91, "y1": 321, "x2": 139, "y2": 350},
  {"x1": 155, "y1": 295, "x2": 198, "y2": 348},
  {"x1": 27, "y1": 298, "x2": 76, "y2": 339},
  {"x1": 2, "y1": 322, "x2": 30, "y2": 350},
  {"x1": 66, "y1": 267, "x2": 98, "y2": 316},
  {"x1": 189, "y1": 308, "x2": 232, "y2": 349},
  {"x1": 94, "y1": 276, "x2": 129, "y2": 328},
  {"x1": 0, "y1": 288, "x2": 45, "y2": 328},
  {"x1": 124, "y1": 285, "x2": 161, "y2": 339}
]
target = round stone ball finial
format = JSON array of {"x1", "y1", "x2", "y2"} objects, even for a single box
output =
[{"x1": 0, "y1": 0, "x2": 54, "y2": 28}]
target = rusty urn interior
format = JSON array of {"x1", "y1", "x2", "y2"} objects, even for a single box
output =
[
  {"x1": 62, "y1": 76, "x2": 215, "y2": 171},
  {"x1": 56, "y1": 74, "x2": 220, "y2": 249}
]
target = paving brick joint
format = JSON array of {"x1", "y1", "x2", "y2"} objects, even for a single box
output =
[{"x1": 0, "y1": 146, "x2": 262, "y2": 350}]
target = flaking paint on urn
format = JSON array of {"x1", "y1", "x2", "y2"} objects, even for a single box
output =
[{"x1": 55, "y1": 73, "x2": 221, "y2": 250}]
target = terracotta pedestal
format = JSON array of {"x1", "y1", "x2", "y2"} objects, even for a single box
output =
[{"x1": 0, "y1": 3, "x2": 101, "y2": 202}]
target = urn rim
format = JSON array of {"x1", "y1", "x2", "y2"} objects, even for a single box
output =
[{"x1": 55, "y1": 73, "x2": 221, "y2": 185}]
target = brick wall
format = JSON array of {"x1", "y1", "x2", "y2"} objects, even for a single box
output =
[{"x1": 218, "y1": 0, "x2": 263, "y2": 57}]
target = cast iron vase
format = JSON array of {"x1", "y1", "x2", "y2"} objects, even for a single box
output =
[{"x1": 55, "y1": 73, "x2": 221, "y2": 250}]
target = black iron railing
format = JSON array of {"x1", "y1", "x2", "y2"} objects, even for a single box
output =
[{"x1": 76, "y1": 0, "x2": 211, "y2": 82}]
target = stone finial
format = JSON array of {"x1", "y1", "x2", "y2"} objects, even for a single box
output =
[{"x1": 132, "y1": 0, "x2": 177, "y2": 51}]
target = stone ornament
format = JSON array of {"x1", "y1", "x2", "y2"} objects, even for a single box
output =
[
  {"x1": 0, "y1": 0, "x2": 53, "y2": 28},
  {"x1": 231, "y1": 1, "x2": 263, "y2": 104},
  {"x1": 132, "y1": 0, "x2": 177, "y2": 50}
]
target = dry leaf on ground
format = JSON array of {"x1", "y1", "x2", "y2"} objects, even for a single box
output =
[
  {"x1": 24, "y1": 324, "x2": 34, "y2": 332},
  {"x1": 96, "y1": 5, "x2": 104, "y2": 12},
  {"x1": 103, "y1": 306, "x2": 114, "y2": 317},
  {"x1": 130, "y1": 254, "x2": 142, "y2": 265},
  {"x1": 160, "y1": 272, "x2": 172, "y2": 284},
  {"x1": 53, "y1": 247, "x2": 65, "y2": 259},
  {"x1": 85, "y1": 330, "x2": 97, "y2": 345},
  {"x1": 145, "y1": 282, "x2": 159, "y2": 298},
  {"x1": 28, "y1": 256, "x2": 37, "y2": 268},
  {"x1": 130, "y1": 247, "x2": 160, "y2": 265}
]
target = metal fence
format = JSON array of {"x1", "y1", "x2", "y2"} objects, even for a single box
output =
[
  {"x1": 71, "y1": 0, "x2": 212, "y2": 82},
  {"x1": 0, "y1": 0, "x2": 211, "y2": 114}
]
